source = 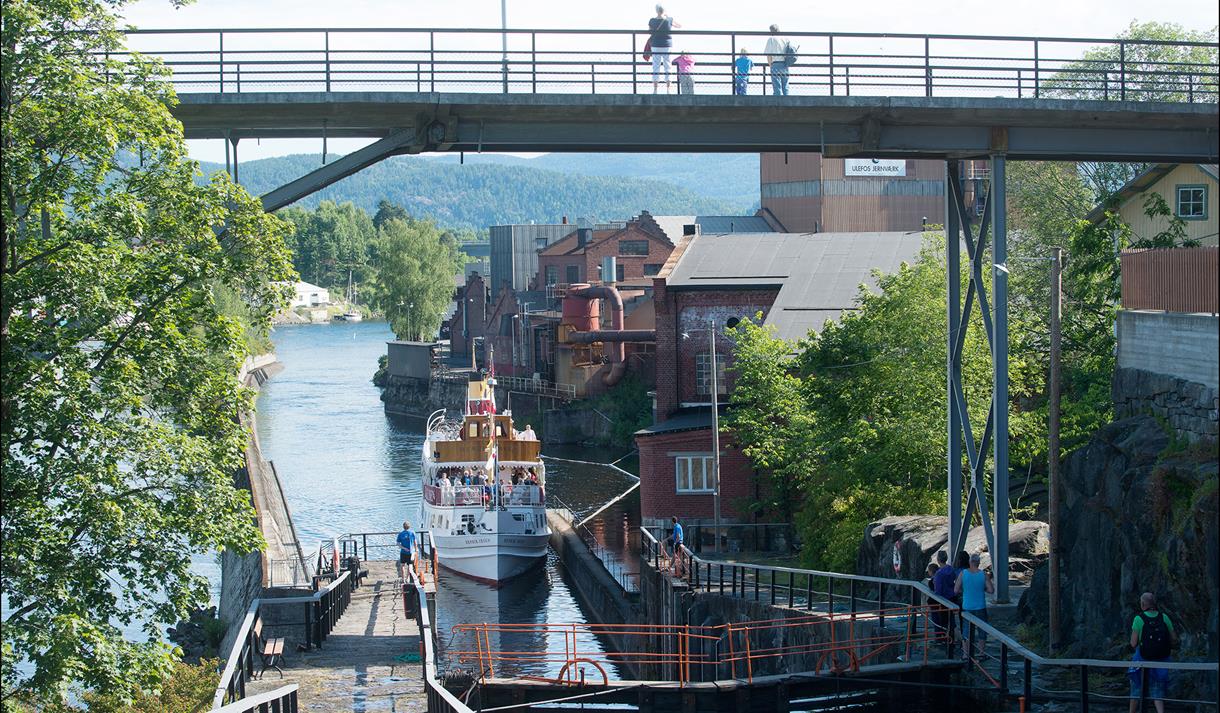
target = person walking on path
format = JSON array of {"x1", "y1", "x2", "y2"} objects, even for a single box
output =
[
  {"x1": 733, "y1": 50, "x2": 753, "y2": 95},
  {"x1": 1128, "y1": 592, "x2": 1178, "y2": 713},
  {"x1": 396, "y1": 521, "x2": 417, "y2": 581},
  {"x1": 954, "y1": 552, "x2": 994, "y2": 656},
  {"x1": 673, "y1": 50, "x2": 696, "y2": 94},
  {"x1": 664, "y1": 515, "x2": 685, "y2": 575},
  {"x1": 763, "y1": 24, "x2": 790, "y2": 96},
  {"x1": 648, "y1": 5, "x2": 681, "y2": 93}
]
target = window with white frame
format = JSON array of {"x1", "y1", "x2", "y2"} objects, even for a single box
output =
[
  {"x1": 675, "y1": 454, "x2": 714, "y2": 493},
  {"x1": 695, "y1": 353, "x2": 727, "y2": 396},
  {"x1": 1176, "y1": 185, "x2": 1206, "y2": 220}
]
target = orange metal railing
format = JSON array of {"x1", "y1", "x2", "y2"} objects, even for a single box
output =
[{"x1": 449, "y1": 602, "x2": 951, "y2": 686}]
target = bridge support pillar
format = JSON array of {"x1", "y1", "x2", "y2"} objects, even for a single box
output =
[{"x1": 944, "y1": 156, "x2": 1010, "y2": 603}]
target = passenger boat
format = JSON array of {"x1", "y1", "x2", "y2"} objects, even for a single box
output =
[{"x1": 421, "y1": 369, "x2": 549, "y2": 583}]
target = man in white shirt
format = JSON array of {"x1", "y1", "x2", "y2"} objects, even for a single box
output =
[
  {"x1": 520, "y1": 424, "x2": 537, "y2": 440},
  {"x1": 763, "y1": 24, "x2": 790, "y2": 96}
]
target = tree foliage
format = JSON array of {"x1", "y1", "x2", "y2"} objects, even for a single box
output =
[
  {"x1": 1042, "y1": 21, "x2": 1218, "y2": 103},
  {"x1": 377, "y1": 217, "x2": 463, "y2": 341},
  {"x1": 2, "y1": 0, "x2": 294, "y2": 701},
  {"x1": 725, "y1": 241, "x2": 1013, "y2": 571}
]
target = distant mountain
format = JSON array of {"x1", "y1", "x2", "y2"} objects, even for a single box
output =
[
  {"x1": 198, "y1": 153, "x2": 755, "y2": 231},
  {"x1": 422, "y1": 153, "x2": 761, "y2": 206}
]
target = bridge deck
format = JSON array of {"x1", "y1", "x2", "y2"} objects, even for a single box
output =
[{"x1": 246, "y1": 561, "x2": 429, "y2": 713}]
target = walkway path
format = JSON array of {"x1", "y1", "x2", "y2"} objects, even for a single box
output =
[{"x1": 247, "y1": 561, "x2": 428, "y2": 712}]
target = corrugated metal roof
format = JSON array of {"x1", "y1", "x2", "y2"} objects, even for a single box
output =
[{"x1": 667, "y1": 231, "x2": 924, "y2": 341}]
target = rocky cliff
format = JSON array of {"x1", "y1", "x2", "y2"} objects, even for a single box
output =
[
  {"x1": 1018, "y1": 415, "x2": 1218, "y2": 660},
  {"x1": 857, "y1": 515, "x2": 1049, "y2": 585}
]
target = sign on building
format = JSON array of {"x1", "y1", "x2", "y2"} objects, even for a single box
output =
[{"x1": 845, "y1": 159, "x2": 907, "y2": 177}]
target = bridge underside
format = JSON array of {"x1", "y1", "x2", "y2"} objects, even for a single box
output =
[{"x1": 175, "y1": 92, "x2": 1218, "y2": 162}]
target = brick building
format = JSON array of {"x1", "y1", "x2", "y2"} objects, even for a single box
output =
[
  {"x1": 535, "y1": 220, "x2": 674, "y2": 288},
  {"x1": 759, "y1": 153, "x2": 988, "y2": 233},
  {"x1": 447, "y1": 272, "x2": 489, "y2": 362},
  {"x1": 637, "y1": 230, "x2": 924, "y2": 530}
]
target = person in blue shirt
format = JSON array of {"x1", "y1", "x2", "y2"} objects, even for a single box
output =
[
  {"x1": 954, "y1": 552, "x2": 994, "y2": 656},
  {"x1": 733, "y1": 50, "x2": 754, "y2": 95},
  {"x1": 664, "y1": 515, "x2": 684, "y2": 574},
  {"x1": 396, "y1": 521, "x2": 417, "y2": 580}
]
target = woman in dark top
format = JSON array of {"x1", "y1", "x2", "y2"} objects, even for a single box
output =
[{"x1": 648, "y1": 5, "x2": 681, "y2": 93}]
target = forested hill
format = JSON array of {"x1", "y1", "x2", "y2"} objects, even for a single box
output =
[
  {"x1": 421, "y1": 153, "x2": 761, "y2": 206},
  {"x1": 197, "y1": 153, "x2": 752, "y2": 231}
]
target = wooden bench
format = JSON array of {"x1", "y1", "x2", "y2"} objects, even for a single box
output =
[{"x1": 252, "y1": 617, "x2": 285, "y2": 679}]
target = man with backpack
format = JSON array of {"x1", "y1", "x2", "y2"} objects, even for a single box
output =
[
  {"x1": 763, "y1": 24, "x2": 793, "y2": 96},
  {"x1": 1128, "y1": 591, "x2": 1178, "y2": 713}
]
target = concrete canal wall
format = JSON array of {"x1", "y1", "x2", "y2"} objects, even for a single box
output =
[
  {"x1": 547, "y1": 510, "x2": 642, "y2": 679},
  {"x1": 219, "y1": 354, "x2": 308, "y2": 655}
]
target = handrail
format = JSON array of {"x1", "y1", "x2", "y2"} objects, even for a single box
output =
[
  {"x1": 211, "y1": 600, "x2": 260, "y2": 709},
  {"x1": 211, "y1": 570, "x2": 356, "y2": 709},
  {"x1": 212, "y1": 685, "x2": 299, "y2": 713},
  {"x1": 115, "y1": 27, "x2": 1217, "y2": 104},
  {"x1": 410, "y1": 570, "x2": 476, "y2": 712},
  {"x1": 647, "y1": 527, "x2": 1219, "y2": 681},
  {"x1": 124, "y1": 26, "x2": 1220, "y2": 47}
]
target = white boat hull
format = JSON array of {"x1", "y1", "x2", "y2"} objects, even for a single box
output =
[{"x1": 433, "y1": 532, "x2": 550, "y2": 583}]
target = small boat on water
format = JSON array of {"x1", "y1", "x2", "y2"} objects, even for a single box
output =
[
  {"x1": 421, "y1": 366, "x2": 549, "y2": 583},
  {"x1": 333, "y1": 311, "x2": 362, "y2": 322}
]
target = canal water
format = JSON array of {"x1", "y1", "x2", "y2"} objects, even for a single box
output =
[{"x1": 254, "y1": 321, "x2": 637, "y2": 678}]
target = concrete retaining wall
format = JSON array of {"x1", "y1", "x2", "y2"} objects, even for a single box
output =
[
  {"x1": 547, "y1": 511, "x2": 642, "y2": 678},
  {"x1": 1117, "y1": 310, "x2": 1218, "y2": 390}
]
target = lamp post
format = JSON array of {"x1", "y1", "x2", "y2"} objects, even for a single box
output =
[{"x1": 708, "y1": 319, "x2": 721, "y2": 555}]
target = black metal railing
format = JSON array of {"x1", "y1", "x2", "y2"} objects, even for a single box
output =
[
  {"x1": 211, "y1": 570, "x2": 355, "y2": 710},
  {"x1": 117, "y1": 28, "x2": 1217, "y2": 102},
  {"x1": 551, "y1": 494, "x2": 640, "y2": 593},
  {"x1": 641, "y1": 527, "x2": 1220, "y2": 710},
  {"x1": 410, "y1": 570, "x2": 475, "y2": 713}
]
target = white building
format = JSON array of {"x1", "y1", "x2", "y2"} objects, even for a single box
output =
[{"x1": 291, "y1": 281, "x2": 330, "y2": 308}]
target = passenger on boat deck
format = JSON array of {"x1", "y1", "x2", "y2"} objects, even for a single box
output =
[
  {"x1": 520, "y1": 424, "x2": 537, "y2": 440},
  {"x1": 511, "y1": 471, "x2": 521, "y2": 486}
]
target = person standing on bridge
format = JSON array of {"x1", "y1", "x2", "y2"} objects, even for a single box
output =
[
  {"x1": 672, "y1": 50, "x2": 696, "y2": 95},
  {"x1": 954, "y1": 552, "x2": 993, "y2": 656},
  {"x1": 733, "y1": 50, "x2": 753, "y2": 95},
  {"x1": 396, "y1": 521, "x2": 417, "y2": 581},
  {"x1": 763, "y1": 25, "x2": 790, "y2": 96},
  {"x1": 1128, "y1": 591, "x2": 1178, "y2": 713},
  {"x1": 648, "y1": 5, "x2": 681, "y2": 93}
]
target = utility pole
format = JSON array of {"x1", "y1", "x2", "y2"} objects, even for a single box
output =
[
  {"x1": 1048, "y1": 246, "x2": 1063, "y2": 654},
  {"x1": 708, "y1": 319, "x2": 722, "y2": 555},
  {"x1": 500, "y1": 0, "x2": 509, "y2": 93}
]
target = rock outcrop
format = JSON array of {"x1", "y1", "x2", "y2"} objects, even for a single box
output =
[
  {"x1": 1018, "y1": 415, "x2": 1218, "y2": 660},
  {"x1": 857, "y1": 515, "x2": 1049, "y2": 583}
]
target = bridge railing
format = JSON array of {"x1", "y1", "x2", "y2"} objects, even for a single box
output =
[
  {"x1": 120, "y1": 28, "x2": 1218, "y2": 102},
  {"x1": 642, "y1": 528, "x2": 1220, "y2": 709}
]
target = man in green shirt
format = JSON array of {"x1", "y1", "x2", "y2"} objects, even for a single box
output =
[{"x1": 1128, "y1": 592, "x2": 1178, "y2": 713}]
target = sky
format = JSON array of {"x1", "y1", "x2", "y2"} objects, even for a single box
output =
[{"x1": 120, "y1": 0, "x2": 1219, "y2": 163}]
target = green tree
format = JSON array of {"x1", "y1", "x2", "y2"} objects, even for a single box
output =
[
  {"x1": 1042, "y1": 21, "x2": 1218, "y2": 103},
  {"x1": 373, "y1": 198, "x2": 410, "y2": 230},
  {"x1": 376, "y1": 217, "x2": 462, "y2": 341},
  {"x1": 2, "y1": 0, "x2": 294, "y2": 702},
  {"x1": 727, "y1": 240, "x2": 1026, "y2": 571}
]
